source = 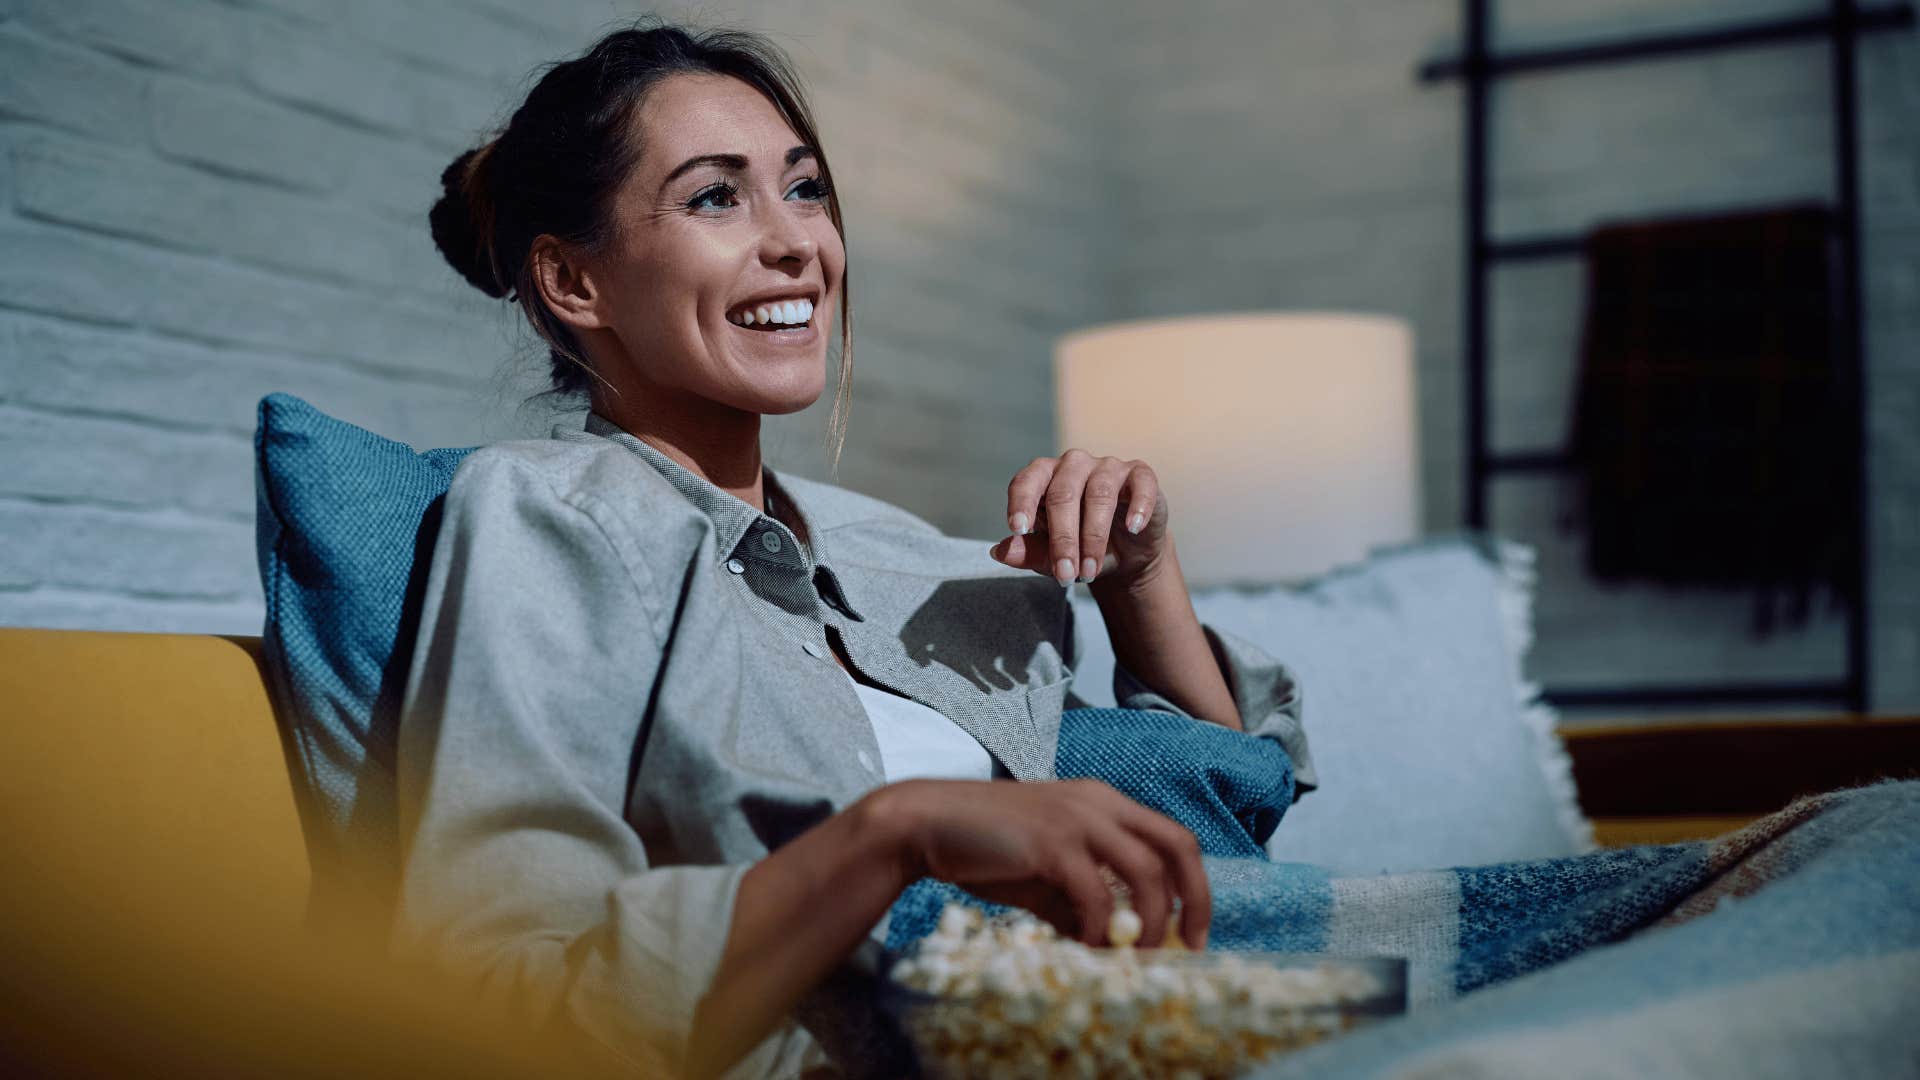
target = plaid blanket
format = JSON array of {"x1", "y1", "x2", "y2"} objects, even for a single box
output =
[
  {"x1": 879, "y1": 708, "x2": 1920, "y2": 1076},
  {"x1": 1247, "y1": 778, "x2": 1920, "y2": 1077}
]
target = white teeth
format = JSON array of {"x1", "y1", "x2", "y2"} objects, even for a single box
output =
[{"x1": 732, "y1": 297, "x2": 815, "y2": 328}]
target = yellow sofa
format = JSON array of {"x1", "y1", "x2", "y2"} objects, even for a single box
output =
[
  {"x1": 0, "y1": 629, "x2": 310, "y2": 930},
  {"x1": 0, "y1": 627, "x2": 634, "y2": 1077}
]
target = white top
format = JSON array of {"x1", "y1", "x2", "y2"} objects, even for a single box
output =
[{"x1": 840, "y1": 667, "x2": 1009, "y2": 782}]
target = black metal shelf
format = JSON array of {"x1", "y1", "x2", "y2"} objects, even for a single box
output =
[
  {"x1": 1483, "y1": 450, "x2": 1572, "y2": 474},
  {"x1": 1417, "y1": 1, "x2": 1909, "y2": 712}
]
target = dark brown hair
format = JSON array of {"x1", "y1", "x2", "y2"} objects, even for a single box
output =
[{"x1": 429, "y1": 17, "x2": 854, "y2": 464}]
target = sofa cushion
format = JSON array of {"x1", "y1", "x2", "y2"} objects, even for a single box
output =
[
  {"x1": 1070, "y1": 536, "x2": 1593, "y2": 874},
  {"x1": 253, "y1": 392, "x2": 475, "y2": 902},
  {"x1": 0, "y1": 629, "x2": 311, "y2": 932}
]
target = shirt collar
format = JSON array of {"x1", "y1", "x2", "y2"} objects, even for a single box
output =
[{"x1": 572, "y1": 409, "x2": 864, "y2": 621}]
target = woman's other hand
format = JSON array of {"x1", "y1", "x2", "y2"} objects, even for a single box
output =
[
  {"x1": 990, "y1": 449, "x2": 1168, "y2": 587},
  {"x1": 873, "y1": 777, "x2": 1210, "y2": 950}
]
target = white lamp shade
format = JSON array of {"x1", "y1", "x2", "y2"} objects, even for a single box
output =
[{"x1": 1054, "y1": 312, "x2": 1420, "y2": 587}]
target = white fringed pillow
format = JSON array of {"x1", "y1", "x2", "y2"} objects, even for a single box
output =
[{"x1": 1069, "y1": 534, "x2": 1592, "y2": 874}]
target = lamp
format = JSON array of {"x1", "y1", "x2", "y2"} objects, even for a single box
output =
[{"x1": 1054, "y1": 312, "x2": 1420, "y2": 587}]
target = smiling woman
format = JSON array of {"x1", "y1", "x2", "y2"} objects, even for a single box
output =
[
  {"x1": 428, "y1": 25, "x2": 854, "y2": 470},
  {"x1": 409, "y1": 15, "x2": 1310, "y2": 1080}
]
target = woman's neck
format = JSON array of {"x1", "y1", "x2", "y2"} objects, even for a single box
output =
[{"x1": 592, "y1": 390, "x2": 767, "y2": 513}]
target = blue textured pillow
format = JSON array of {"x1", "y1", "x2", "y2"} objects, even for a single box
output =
[{"x1": 252, "y1": 392, "x2": 475, "y2": 894}]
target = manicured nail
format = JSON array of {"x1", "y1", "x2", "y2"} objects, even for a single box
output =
[
  {"x1": 1055, "y1": 558, "x2": 1074, "y2": 585},
  {"x1": 1011, "y1": 512, "x2": 1029, "y2": 535},
  {"x1": 1080, "y1": 557, "x2": 1097, "y2": 581},
  {"x1": 1128, "y1": 512, "x2": 1144, "y2": 534}
]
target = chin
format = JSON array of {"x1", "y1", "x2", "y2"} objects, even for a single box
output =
[{"x1": 741, "y1": 376, "x2": 827, "y2": 417}]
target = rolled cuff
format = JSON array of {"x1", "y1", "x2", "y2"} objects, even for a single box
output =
[
  {"x1": 1112, "y1": 621, "x2": 1317, "y2": 801},
  {"x1": 559, "y1": 862, "x2": 755, "y2": 1074}
]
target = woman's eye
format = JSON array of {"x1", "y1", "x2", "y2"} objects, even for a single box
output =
[
  {"x1": 787, "y1": 177, "x2": 831, "y2": 202},
  {"x1": 688, "y1": 183, "x2": 739, "y2": 210}
]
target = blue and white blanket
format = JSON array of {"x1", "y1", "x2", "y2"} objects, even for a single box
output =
[{"x1": 879, "y1": 708, "x2": 1920, "y2": 1077}]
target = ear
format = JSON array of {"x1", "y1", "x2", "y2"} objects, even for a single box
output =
[{"x1": 530, "y1": 235, "x2": 612, "y2": 332}]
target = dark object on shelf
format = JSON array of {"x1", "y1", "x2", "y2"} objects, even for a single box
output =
[
  {"x1": 1564, "y1": 204, "x2": 1856, "y2": 638},
  {"x1": 1414, "y1": 0, "x2": 1911, "y2": 710}
]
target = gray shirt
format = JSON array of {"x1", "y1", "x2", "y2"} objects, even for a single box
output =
[{"x1": 392, "y1": 409, "x2": 1316, "y2": 1077}]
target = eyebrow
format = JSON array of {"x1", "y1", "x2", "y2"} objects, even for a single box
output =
[{"x1": 660, "y1": 145, "x2": 818, "y2": 189}]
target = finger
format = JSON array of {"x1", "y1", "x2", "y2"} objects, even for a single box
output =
[
  {"x1": 1116, "y1": 804, "x2": 1211, "y2": 949},
  {"x1": 1044, "y1": 449, "x2": 1096, "y2": 586},
  {"x1": 1006, "y1": 457, "x2": 1056, "y2": 539},
  {"x1": 1122, "y1": 462, "x2": 1160, "y2": 537},
  {"x1": 1088, "y1": 823, "x2": 1173, "y2": 949},
  {"x1": 969, "y1": 880, "x2": 1079, "y2": 939},
  {"x1": 994, "y1": 530, "x2": 1065, "y2": 576},
  {"x1": 990, "y1": 533, "x2": 1032, "y2": 570},
  {"x1": 1078, "y1": 458, "x2": 1131, "y2": 582},
  {"x1": 1051, "y1": 850, "x2": 1114, "y2": 947}
]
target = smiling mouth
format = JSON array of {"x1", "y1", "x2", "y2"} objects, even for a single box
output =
[{"x1": 728, "y1": 296, "x2": 816, "y2": 331}]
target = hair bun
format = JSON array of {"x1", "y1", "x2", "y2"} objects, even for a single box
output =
[{"x1": 429, "y1": 143, "x2": 508, "y2": 299}]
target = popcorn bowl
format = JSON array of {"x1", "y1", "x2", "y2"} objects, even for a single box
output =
[{"x1": 875, "y1": 909, "x2": 1407, "y2": 1079}]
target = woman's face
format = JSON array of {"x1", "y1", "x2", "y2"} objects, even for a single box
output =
[{"x1": 579, "y1": 72, "x2": 845, "y2": 419}]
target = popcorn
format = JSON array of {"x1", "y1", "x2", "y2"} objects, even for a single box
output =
[{"x1": 889, "y1": 904, "x2": 1389, "y2": 1079}]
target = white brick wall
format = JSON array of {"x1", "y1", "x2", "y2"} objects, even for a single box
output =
[
  {"x1": 2, "y1": 0, "x2": 1911, "y2": 715},
  {"x1": 1109, "y1": 0, "x2": 1918, "y2": 713},
  {"x1": 0, "y1": 0, "x2": 1107, "y2": 635}
]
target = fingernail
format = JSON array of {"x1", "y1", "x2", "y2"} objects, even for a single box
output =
[
  {"x1": 1128, "y1": 512, "x2": 1144, "y2": 534},
  {"x1": 1055, "y1": 558, "x2": 1074, "y2": 585},
  {"x1": 1080, "y1": 557, "x2": 1097, "y2": 581},
  {"x1": 1011, "y1": 512, "x2": 1029, "y2": 535}
]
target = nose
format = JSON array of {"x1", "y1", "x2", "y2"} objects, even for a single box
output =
[{"x1": 760, "y1": 203, "x2": 817, "y2": 267}]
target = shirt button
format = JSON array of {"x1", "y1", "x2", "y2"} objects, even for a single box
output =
[
  {"x1": 725, "y1": 558, "x2": 746, "y2": 574},
  {"x1": 857, "y1": 750, "x2": 876, "y2": 772},
  {"x1": 802, "y1": 641, "x2": 826, "y2": 659},
  {"x1": 760, "y1": 531, "x2": 782, "y2": 554}
]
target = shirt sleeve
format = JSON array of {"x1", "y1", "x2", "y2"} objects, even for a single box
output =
[
  {"x1": 1107, "y1": 619, "x2": 1319, "y2": 802},
  {"x1": 390, "y1": 449, "x2": 751, "y2": 1074}
]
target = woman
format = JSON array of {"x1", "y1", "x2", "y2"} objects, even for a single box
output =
[{"x1": 406, "y1": 17, "x2": 1314, "y2": 1079}]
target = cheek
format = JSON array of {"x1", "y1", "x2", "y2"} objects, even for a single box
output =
[
  {"x1": 631, "y1": 238, "x2": 734, "y2": 327},
  {"x1": 816, "y1": 224, "x2": 848, "y2": 289}
]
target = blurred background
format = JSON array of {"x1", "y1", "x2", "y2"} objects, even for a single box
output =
[{"x1": 0, "y1": 0, "x2": 1914, "y2": 717}]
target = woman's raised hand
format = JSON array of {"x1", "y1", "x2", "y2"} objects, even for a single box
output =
[
  {"x1": 874, "y1": 777, "x2": 1210, "y2": 950},
  {"x1": 990, "y1": 449, "x2": 1169, "y2": 587}
]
